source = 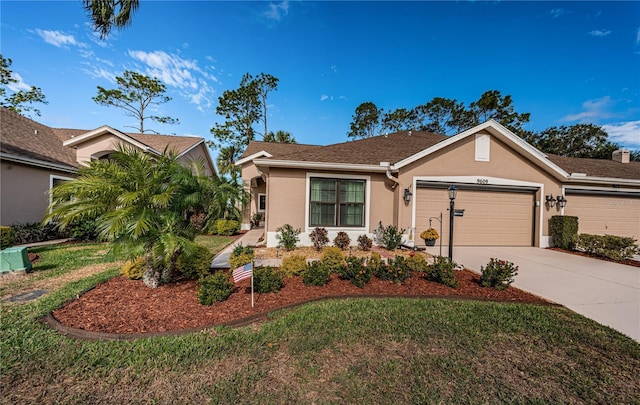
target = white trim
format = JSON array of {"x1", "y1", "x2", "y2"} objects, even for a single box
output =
[
  {"x1": 63, "y1": 126, "x2": 161, "y2": 155},
  {"x1": 178, "y1": 140, "x2": 217, "y2": 177},
  {"x1": 176, "y1": 139, "x2": 203, "y2": 158},
  {"x1": 305, "y1": 172, "x2": 371, "y2": 233},
  {"x1": 566, "y1": 175, "x2": 640, "y2": 187},
  {"x1": 257, "y1": 193, "x2": 266, "y2": 212},
  {"x1": 411, "y1": 175, "x2": 545, "y2": 248},
  {"x1": 48, "y1": 174, "x2": 74, "y2": 210},
  {"x1": 0, "y1": 153, "x2": 77, "y2": 174},
  {"x1": 235, "y1": 151, "x2": 273, "y2": 166},
  {"x1": 253, "y1": 158, "x2": 393, "y2": 173},
  {"x1": 474, "y1": 133, "x2": 490, "y2": 162},
  {"x1": 564, "y1": 185, "x2": 640, "y2": 195}
]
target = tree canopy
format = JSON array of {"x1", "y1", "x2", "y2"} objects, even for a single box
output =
[
  {"x1": 523, "y1": 124, "x2": 619, "y2": 159},
  {"x1": 264, "y1": 130, "x2": 296, "y2": 144},
  {"x1": 93, "y1": 70, "x2": 178, "y2": 134},
  {"x1": 83, "y1": 0, "x2": 140, "y2": 39},
  {"x1": 0, "y1": 54, "x2": 48, "y2": 117}
]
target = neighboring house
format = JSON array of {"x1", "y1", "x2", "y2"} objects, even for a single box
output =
[
  {"x1": 237, "y1": 120, "x2": 640, "y2": 248},
  {"x1": 0, "y1": 108, "x2": 216, "y2": 226}
]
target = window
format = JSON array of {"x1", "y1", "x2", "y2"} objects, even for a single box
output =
[
  {"x1": 309, "y1": 177, "x2": 365, "y2": 227},
  {"x1": 258, "y1": 193, "x2": 266, "y2": 212}
]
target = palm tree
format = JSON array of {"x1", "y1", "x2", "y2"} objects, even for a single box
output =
[
  {"x1": 82, "y1": 0, "x2": 140, "y2": 39},
  {"x1": 46, "y1": 146, "x2": 202, "y2": 288},
  {"x1": 216, "y1": 145, "x2": 241, "y2": 182}
]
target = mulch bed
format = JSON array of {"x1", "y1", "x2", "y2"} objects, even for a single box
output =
[
  {"x1": 51, "y1": 270, "x2": 552, "y2": 336},
  {"x1": 547, "y1": 247, "x2": 640, "y2": 268}
]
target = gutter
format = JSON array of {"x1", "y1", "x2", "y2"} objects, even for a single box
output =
[{"x1": 0, "y1": 153, "x2": 78, "y2": 174}]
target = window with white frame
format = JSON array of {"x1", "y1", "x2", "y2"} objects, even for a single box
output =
[
  {"x1": 309, "y1": 177, "x2": 365, "y2": 227},
  {"x1": 258, "y1": 193, "x2": 266, "y2": 212}
]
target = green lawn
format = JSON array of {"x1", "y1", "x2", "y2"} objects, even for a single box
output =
[{"x1": 1, "y1": 238, "x2": 638, "y2": 404}]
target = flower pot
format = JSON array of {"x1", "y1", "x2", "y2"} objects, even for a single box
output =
[{"x1": 424, "y1": 238, "x2": 436, "y2": 246}]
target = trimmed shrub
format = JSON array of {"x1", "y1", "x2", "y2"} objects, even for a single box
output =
[
  {"x1": 367, "y1": 251, "x2": 385, "y2": 275},
  {"x1": 380, "y1": 224, "x2": 405, "y2": 250},
  {"x1": 276, "y1": 224, "x2": 300, "y2": 251},
  {"x1": 380, "y1": 256, "x2": 410, "y2": 284},
  {"x1": 357, "y1": 234, "x2": 373, "y2": 251},
  {"x1": 177, "y1": 245, "x2": 212, "y2": 279},
  {"x1": 575, "y1": 233, "x2": 639, "y2": 261},
  {"x1": 232, "y1": 243, "x2": 253, "y2": 257},
  {"x1": 11, "y1": 222, "x2": 65, "y2": 245},
  {"x1": 198, "y1": 272, "x2": 234, "y2": 305},
  {"x1": 229, "y1": 252, "x2": 254, "y2": 271},
  {"x1": 426, "y1": 256, "x2": 458, "y2": 288},
  {"x1": 0, "y1": 226, "x2": 15, "y2": 250},
  {"x1": 321, "y1": 246, "x2": 345, "y2": 272},
  {"x1": 281, "y1": 254, "x2": 307, "y2": 277},
  {"x1": 406, "y1": 254, "x2": 429, "y2": 273},
  {"x1": 549, "y1": 215, "x2": 578, "y2": 250},
  {"x1": 302, "y1": 261, "x2": 331, "y2": 286},
  {"x1": 254, "y1": 266, "x2": 284, "y2": 293},
  {"x1": 479, "y1": 258, "x2": 518, "y2": 290},
  {"x1": 309, "y1": 227, "x2": 329, "y2": 251},
  {"x1": 333, "y1": 231, "x2": 351, "y2": 250},
  {"x1": 121, "y1": 257, "x2": 146, "y2": 280},
  {"x1": 337, "y1": 256, "x2": 371, "y2": 288},
  {"x1": 68, "y1": 218, "x2": 99, "y2": 242},
  {"x1": 216, "y1": 219, "x2": 240, "y2": 236}
]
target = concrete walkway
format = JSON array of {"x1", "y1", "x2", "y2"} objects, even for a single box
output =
[
  {"x1": 440, "y1": 246, "x2": 640, "y2": 342},
  {"x1": 210, "y1": 229, "x2": 265, "y2": 269}
]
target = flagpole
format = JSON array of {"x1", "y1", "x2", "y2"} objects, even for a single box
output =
[{"x1": 251, "y1": 260, "x2": 254, "y2": 308}]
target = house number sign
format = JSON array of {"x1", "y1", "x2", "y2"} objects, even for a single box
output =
[{"x1": 476, "y1": 178, "x2": 489, "y2": 185}]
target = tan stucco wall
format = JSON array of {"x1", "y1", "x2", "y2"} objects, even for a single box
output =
[
  {"x1": 1, "y1": 162, "x2": 74, "y2": 225},
  {"x1": 179, "y1": 144, "x2": 215, "y2": 177},
  {"x1": 74, "y1": 134, "x2": 127, "y2": 164},
  {"x1": 396, "y1": 133, "x2": 564, "y2": 245}
]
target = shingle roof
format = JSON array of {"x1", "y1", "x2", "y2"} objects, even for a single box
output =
[
  {"x1": 547, "y1": 154, "x2": 640, "y2": 180},
  {"x1": 1, "y1": 108, "x2": 78, "y2": 169},
  {"x1": 1, "y1": 108, "x2": 208, "y2": 169}
]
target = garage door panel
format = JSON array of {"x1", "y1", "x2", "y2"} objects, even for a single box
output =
[
  {"x1": 416, "y1": 188, "x2": 534, "y2": 246},
  {"x1": 565, "y1": 195, "x2": 640, "y2": 238}
]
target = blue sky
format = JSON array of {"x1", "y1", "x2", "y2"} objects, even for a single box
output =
[{"x1": 2, "y1": 1, "x2": 639, "y2": 162}]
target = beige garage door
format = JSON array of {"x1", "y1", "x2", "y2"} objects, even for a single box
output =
[
  {"x1": 415, "y1": 187, "x2": 535, "y2": 246},
  {"x1": 564, "y1": 194, "x2": 640, "y2": 238}
]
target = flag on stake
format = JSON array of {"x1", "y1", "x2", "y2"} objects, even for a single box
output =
[{"x1": 232, "y1": 261, "x2": 253, "y2": 283}]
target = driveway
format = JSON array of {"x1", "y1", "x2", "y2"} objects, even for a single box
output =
[{"x1": 449, "y1": 246, "x2": 640, "y2": 342}]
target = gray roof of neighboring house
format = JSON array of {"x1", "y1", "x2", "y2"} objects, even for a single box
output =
[
  {"x1": 241, "y1": 129, "x2": 640, "y2": 181},
  {"x1": 1, "y1": 108, "x2": 208, "y2": 170}
]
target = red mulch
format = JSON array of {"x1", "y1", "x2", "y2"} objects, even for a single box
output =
[
  {"x1": 547, "y1": 247, "x2": 640, "y2": 268},
  {"x1": 52, "y1": 270, "x2": 551, "y2": 335}
]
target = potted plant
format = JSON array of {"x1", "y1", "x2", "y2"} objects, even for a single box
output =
[
  {"x1": 420, "y1": 228, "x2": 439, "y2": 246},
  {"x1": 251, "y1": 212, "x2": 264, "y2": 228}
]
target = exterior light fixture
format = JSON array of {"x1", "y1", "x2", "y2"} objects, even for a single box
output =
[
  {"x1": 404, "y1": 188, "x2": 413, "y2": 202},
  {"x1": 545, "y1": 194, "x2": 556, "y2": 207},
  {"x1": 448, "y1": 185, "x2": 458, "y2": 261},
  {"x1": 556, "y1": 195, "x2": 567, "y2": 208}
]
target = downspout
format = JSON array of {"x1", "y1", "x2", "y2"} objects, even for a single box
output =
[
  {"x1": 383, "y1": 163, "x2": 399, "y2": 190},
  {"x1": 255, "y1": 164, "x2": 268, "y2": 238},
  {"x1": 383, "y1": 164, "x2": 400, "y2": 228}
]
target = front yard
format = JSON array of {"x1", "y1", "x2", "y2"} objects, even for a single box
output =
[{"x1": 1, "y1": 236, "x2": 639, "y2": 404}]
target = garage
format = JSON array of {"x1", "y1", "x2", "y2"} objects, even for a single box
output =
[
  {"x1": 415, "y1": 184, "x2": 536, "y2": 246},
  {"x1": 564, "y1": 190, "x2": 640, "y2": 239}
]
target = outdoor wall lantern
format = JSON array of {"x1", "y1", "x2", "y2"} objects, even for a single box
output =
[
  {"x1": 448, "y1": 185, "x2": 458, "y2": 261},
  {"x1": 556, "y1": 195, "x2": 567, "y2": 208},
  {"x1": 545, "y1": 194, "x2": 556, "y2": 207},
  {"x1": 404, "y1": 188, "x2": 413, "y2": 202}
]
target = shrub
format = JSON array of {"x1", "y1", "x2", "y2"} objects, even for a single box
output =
[
  {"x1": 281, "y1": 254, "x2": 307, "y2": 277},
  {"x1": 229, "y1": 248, "x2": 254, "y2": 270},
  {"x1": 216, "y1": 219, "x2": 240, "y2": 236},
  {"x1": 176, "y1": 245, "x2": 212, "y2": 279},
  {"x1": 357, "y1": 234, "x2": 373, "y2": 251},
  {"x1": 575, "y1": 234, "x2": 639, "y2": 261},
  {"x1": 0, "y1": 226, "x2": 15, "y2": 249},
  {"x1": 333, "y1": 231, "x2": 351, "y2": 250},
  {"x1": 198, "y1": 272, "x2": 234, "y2": 305},
  {"x1": 420, "y1": 228, "x2": 439, "y2": 240},
  {"x1": 426, "y1": 256, "x2": 458, "y2": 288},
  {"x1": 480, "y1": 258, "x2": 518, "y2": 290},
  {"x1": 189, "y1": 212, "x2": 207, "y2": 232},
  {"x1": 549, "y1": 215, "x2": 578, "y2": 250},
  {"x1": 321, "y1": 246, "x2": 345, "y2": 272},
  {"x1": 406, "y1": 254, "x2": 429, "y2": 273},
  {"x1": 121, "y1": 257, "x2": 146, "y2": 280},
  {"x1": 302, "y1": 261, "x2": 331, "y2": 286},
  {"x1": 11, "y1": 222, "x2": 65, "y2": 245},
  {"x1": 68, "y1": 218, "x2": 99, "y2": 242},
  {"x1": 232, "y1": 243, "x2": 253, "y2": 257},
  {"x1": 337, "y1": 256, "x2": 371, "y2": 288},
  {"x1": 276, "y1": 224, "x2": 300, "y2": 251},
  {"x1": 254, "y1": 266, "x2": 284, "y2": 293},
  {"x1": 380, "y1": 224, "x2": 405, "y2": 250},
  {"x1": 382, "y1": 256, "x2": 410, "y2": 283},
  {"x1": 309, "y1": 227, "x2": 329, "y2": 251}
]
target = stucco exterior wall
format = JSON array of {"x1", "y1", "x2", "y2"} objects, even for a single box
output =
[
  {"x1": 74, "y1": 134, "x2": 127, "y2": 164},
  {"x1": 1, "y1": 162, "x2": 74, "y2": 225},
  {"x1": 179, "y1": 144, "x2": 215, "y2": 177}
]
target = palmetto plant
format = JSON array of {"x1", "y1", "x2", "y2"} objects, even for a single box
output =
[{"x1": 45, "y1": 146, "x2": 205, "y2": 288}]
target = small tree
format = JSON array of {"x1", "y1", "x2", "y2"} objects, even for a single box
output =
[{"x1": 1, "y1": 54, "x2": 48, "y2": 117}]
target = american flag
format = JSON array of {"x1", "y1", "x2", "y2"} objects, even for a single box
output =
[{"x1": 232, "y1": 261, "x2": 253, "y2": 283}]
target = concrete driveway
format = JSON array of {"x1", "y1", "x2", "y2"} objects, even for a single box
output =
[{"x1": 447, "y1": 246, "x2": 640, "y2": 342}]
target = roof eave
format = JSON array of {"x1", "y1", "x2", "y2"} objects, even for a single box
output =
[
  {"x1": 253, "y1": 158, "x2": 393, "y2": 173},
  {"x1": 63, "y1": 126, "x2": 161, "y2": 155},
  {"x1": 565, "y1": 175, "x2": 640, "y2": 187},
  {"x1": 236, "y1": 151, "x2": 273, "y2": 166},
  {"x1": 0, "y1": 152, "x2": 78, "y2": 174}
]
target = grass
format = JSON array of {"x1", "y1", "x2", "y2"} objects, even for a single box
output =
[{"x1": 1, "y1": 238, "x2": 639, "y2": 404}]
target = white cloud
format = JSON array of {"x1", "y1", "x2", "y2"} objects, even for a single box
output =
[
  {"x1": 264, "y1": 1, "x2": 289, "y2": 21},
  {"x1": 320, "y1": 94, "x2": 329, "y2": 101},
  {"x1": 589, "y1": 29, "x2": 611, "y2": 37},
  {"x1": 85, "y1": 67, "x2": 117, "y2": 83},
  {"x1": 34, "y1": 29, "x2": 86, "y2": 48},
  {"x1": 602, "y1": 121, "x2": 640, "y2": 149},
  {"x1": 550, "y1": 8, "x2": 565, "y2": 19},
  {"x1": 562, "y1": 96, "x2": 616, "y2": 123},
  {"x1": 5, "y1": 72, "x2": 31, "y2": 92}
]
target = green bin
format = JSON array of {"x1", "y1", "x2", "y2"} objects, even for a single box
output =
[{"x1": 0, "y1": 247, "x2": 32, "y2": 273}]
